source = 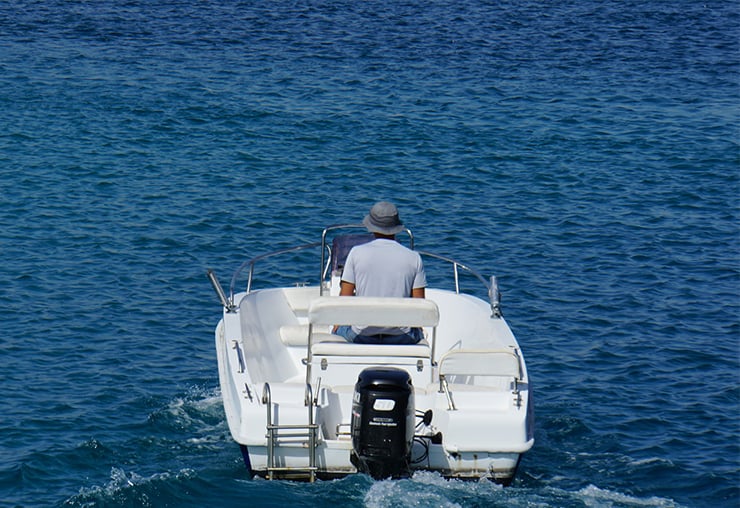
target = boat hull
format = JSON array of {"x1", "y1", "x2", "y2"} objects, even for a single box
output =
[
  {"x1": 239, "y1": 443, "x2": 525, "y2": 484},
  {"x1": 215, "y1": 286, "x2": 534, "y2": 484}
]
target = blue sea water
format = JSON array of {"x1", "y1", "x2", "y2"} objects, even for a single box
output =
[{"x1": 1, "y1": 0, "x2": 738, "y2": 506}]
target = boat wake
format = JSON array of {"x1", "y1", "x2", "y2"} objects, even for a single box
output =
[
  {"x1": 363, "y1": 471, "x2": 681, "y2": 508},
  {"x1": 147, "y1": 387, "x2": 228, "y2": 447},
  {"x1": 364, "y1": 471, "x2": 502, "y2": 508},
  {"x1": 573, "y1": 485, "x2": 680, "y2": 507},
  {"x1": 63, "y1": 467, "x2": 197, "y2": 507},
  {"x1": 62, "y1": 386, "x2": 233, "y2": 507}
]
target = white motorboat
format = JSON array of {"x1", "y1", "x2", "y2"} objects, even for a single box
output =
[{"x1": 208, "y1": 225, "x2": 534, "y2": 484}]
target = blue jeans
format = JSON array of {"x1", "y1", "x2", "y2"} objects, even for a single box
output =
[{"x1": 333, "y1": 326, "x2": 423, "y2": 345}]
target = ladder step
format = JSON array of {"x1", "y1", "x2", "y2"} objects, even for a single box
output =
[
  {"x1": 267, "y1": 424, "x2": 318, "y2": 430},
  {"x1": 267, "y1": 466, "x2": 319, "y2": 472},
  {"x1": 263, "y1": 382, "x2": 319, "y2": 481}
]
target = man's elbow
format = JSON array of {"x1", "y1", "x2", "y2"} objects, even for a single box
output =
[
  {"x1": 339, "y1": 281, "x2": 356, "y2": 296},
  {"x1": 411, "y1": 287, "x2": 425, "y2": 298}
]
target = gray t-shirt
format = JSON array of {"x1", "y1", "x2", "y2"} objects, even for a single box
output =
[{"x1": 341, "y1": 238, "x2": 427, "y2": 335}]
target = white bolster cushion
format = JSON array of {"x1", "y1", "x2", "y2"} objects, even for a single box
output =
[
  {"x1": 308, "y1": 297, "x2": 439, "y2": 327},
  {"x1": 279, "y1": 325, "x2": 339, "y2": 346}
]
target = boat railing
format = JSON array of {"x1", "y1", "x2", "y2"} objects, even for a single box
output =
[
  {"x1": 417, "y1": 251, "x2": 502, "y2": 318},
  {"x1": 228, "y1": 241, "x2": 326, "y2": 303},
  {"x1": 221, "y1": 226, "x2": 501, "y2": 317}
]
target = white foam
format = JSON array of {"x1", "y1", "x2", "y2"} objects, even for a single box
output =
[
  {"x1": 67, "y1": 467, "x2": 196, "y2": 506},
  {"x1": 362, "y1": 471, "x2": 505, "y2": 508},
  {"x1": 576, "y1": 484, "x2": 679, "y2": 507},
  {"x1": 364, "y1": 477, "x2": 463, "y2": 508}
]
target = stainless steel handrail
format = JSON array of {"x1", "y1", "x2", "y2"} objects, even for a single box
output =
[
  {"x1": 416, "y1": 251, "x2": 490, "y2": 290},
  {"x1": 225, "y1": 230, "x2": 501, "y2": 316},
  {"x1": 228, "y1": 241, "x2": 322, "y2": 301},
  {"x1": 417, "y1": 251, "x2": 502, "y2": 317}
]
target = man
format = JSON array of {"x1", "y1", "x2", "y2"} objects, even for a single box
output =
[{"x1": 333, "y1": 201, "x2": 427, "y2": 344}]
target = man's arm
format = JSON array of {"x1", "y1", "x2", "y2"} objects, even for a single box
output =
[
  {"x1": 340, "y1": 281, "x2": 356, "y2": 296},
  {"x1": 411, "y1": 287, "x2": 425, "y2": 298},
  {"x1": 332, "y1": 281, "x2": 356, "y2": 333}
]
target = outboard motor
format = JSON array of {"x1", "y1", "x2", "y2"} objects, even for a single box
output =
[{"x1": 351, "y1": 367, "x2": 414, "y2": 479}]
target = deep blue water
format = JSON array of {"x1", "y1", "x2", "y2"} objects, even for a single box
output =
[{"x1": 1, "y1": 0, "x2": 738, "y2": 506}]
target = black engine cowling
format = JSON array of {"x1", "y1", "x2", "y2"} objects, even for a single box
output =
[{"x1": 350, "y1": 367, "x2": 414, "y2": 479}]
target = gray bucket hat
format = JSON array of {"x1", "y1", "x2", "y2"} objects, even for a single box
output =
[{"x1": 363, "y1": 201, "x2": 405, "y2": 235}]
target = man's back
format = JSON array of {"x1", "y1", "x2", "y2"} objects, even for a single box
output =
[{"x1": 342, "y1": 238, "x2": 426, "y2": 298}]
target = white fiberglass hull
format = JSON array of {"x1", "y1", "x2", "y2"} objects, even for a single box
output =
[{"x1": 215, "y1": 285, "x2": 534, "y2": 484}]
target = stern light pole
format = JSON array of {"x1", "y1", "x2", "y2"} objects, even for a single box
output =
[
  {"x1": 207, "y1": 269, "x2": 236, "y2": 313},
  {"x1": 489, "y1": 275, "x2": 502, "y2": 318}
]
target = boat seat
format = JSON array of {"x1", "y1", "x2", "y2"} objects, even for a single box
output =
[
  {"x1": 308, "y1": 296, "x2": 439, "y2": 329},
  {"x1": 306, "y1": 296, "x2": 439, "y2": 362},
  {"x1": 279, "y1": 324, "x2": 429, "y2": 356},
  {"x1": 330, "y1": 234, "x2": 374, "y2": 273}
]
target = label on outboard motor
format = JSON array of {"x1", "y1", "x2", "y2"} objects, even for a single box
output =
[
  {"x1": 369, "y1": 417, "x2": 397, "y2": 427},
  {"x1": 372, "y1": 399, "x2": 396, "y2": 411}
]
